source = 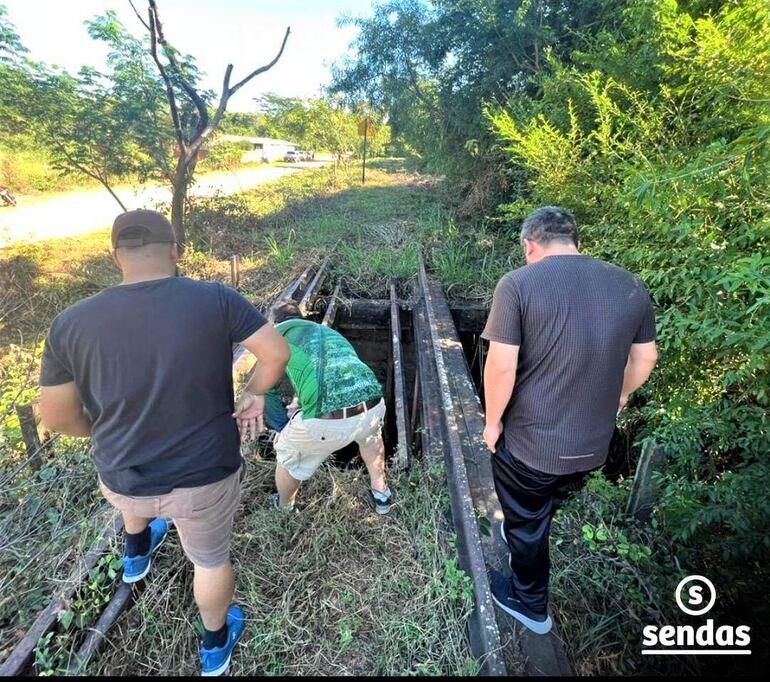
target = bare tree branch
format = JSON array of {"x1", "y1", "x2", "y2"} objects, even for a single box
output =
[
  {"x1": 128, "y1": 0, "x2": 151, "y2": 32},
  {"x1": 52, "y1": 141, "x2": 127, "y2": 212},
  {"x1": 148, "y1": 0, "x2": 210, "y2": 135},
  {"x1": 227, "y1": 27, "x2": 291, "y2": 98},
  {"x1": 130, "y1": 0, "x2": 291, "y2": 243},
  {"x1": 147, "y1": 7, "x2": 185, "y2": 150}
]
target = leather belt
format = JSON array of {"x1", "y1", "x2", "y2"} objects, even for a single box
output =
[{"x1": 317, "y1": 397, "x2": 381, "y2": 420}]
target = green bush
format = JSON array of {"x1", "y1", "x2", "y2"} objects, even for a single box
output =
[{"x1": 198, "y1": 140, "x2": 253, "y2": 172}]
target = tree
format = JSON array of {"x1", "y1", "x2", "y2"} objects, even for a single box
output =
[
  {"x1": 0, "y1": 3, "x2": 32, "y2": 139},
  {"x1": 330, "y1": 0, "x2": 622, "y2": 212},
  {"x1": 129, "y1": 0, "x2": 290, "y2": 245},
  {"x1": 0, "y1": 3, "x2": 25, "y2": 61}
]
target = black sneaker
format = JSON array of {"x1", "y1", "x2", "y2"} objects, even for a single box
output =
[
  {"x1": 499, "y1": 522, "x2": 513, "y2": 571},
  {"x1": 488, "y1": 569, "x2": 552, "y2": 635},
  {"x1": 370, "y1": 488, "x2": 392, "y2": 515}
]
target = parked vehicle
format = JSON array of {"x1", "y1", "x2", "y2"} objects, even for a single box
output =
[
  {"x1": 283, "y1": 150, "x2": 299, "y2": 162},
  {"x1": 0, "y1": 186, "x2": 16, "y2": 206}
]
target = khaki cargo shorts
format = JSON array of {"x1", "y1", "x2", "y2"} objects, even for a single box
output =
[
  {"x1": 98, "y1": 466, "x2": 243, "y2": 569},
  {"x1": 274, "y1": 398, "x2": 386, "y2": 481}
]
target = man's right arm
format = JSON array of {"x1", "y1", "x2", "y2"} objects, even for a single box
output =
[
  {"x1": 618, "y1": 341, "x2": 658, "y2": 413},
  {"x1": 619, "y1": 285, "x2": 658, "y2": 413},
  {"x1": 240, "y1": 325, "x2": 290, "y2": 395},
  {"x1": 483, "y1": 341, "x2": 519, "y2": 451}
]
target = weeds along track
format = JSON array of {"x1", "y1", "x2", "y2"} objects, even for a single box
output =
[{"x1": 0, "y1": 256, "x2": 562, "y2": 676}]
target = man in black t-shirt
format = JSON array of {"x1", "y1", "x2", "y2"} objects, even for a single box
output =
[
  {"x1": 481, "y1": 206, "x2": 658, "y2": 634},
  {"x1": 39, "y1": 210, "x2": 289, "y2": 676}
]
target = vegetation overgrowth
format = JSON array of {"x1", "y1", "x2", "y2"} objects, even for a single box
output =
[
  {"x1": 332, "y1": 1, "x2": 769, "y2": 672},
  {"x1": 2, "y1": 0, "x2": 768, "y2": 673},
  {"x1": 0, "y1": 3, "x2": 390, "y2": 213}
]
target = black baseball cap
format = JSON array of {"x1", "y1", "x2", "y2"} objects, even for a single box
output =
[{"x1": 112, "y1": 209, "x2": 176, "y2": 249}]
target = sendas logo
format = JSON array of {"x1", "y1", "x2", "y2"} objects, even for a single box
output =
[{"x1": 642, "y1": 576, "x2": 751, "y2": 655}]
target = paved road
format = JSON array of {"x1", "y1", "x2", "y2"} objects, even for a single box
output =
[{"x1": 0, "y1": 161, "x2": 325, "y2": 248}]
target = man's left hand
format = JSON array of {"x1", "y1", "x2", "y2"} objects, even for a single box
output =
[
  {"x1": 233, "y1": 391, "x2": 265, "y2": 443},
  {"x1": 483, "y1": 422, "x2": 503, "y2": 453}
]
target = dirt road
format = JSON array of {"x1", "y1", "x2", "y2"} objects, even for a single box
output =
[{"x1": 0, "y1": 162, "x2": 325, "y2": 248}]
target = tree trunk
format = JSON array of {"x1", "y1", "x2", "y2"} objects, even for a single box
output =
[{"x1": 170, "y1": 154, "x2": 193, "y2": 246}]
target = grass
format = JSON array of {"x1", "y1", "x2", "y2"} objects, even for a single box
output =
[
  {"x1": 185, "y1": 160, "x2": 522, "y2": 301},
  {"x1": 0, "y1": 438, "x2": 112, "y2": 667},
  {"x1": 91, "y1": 455, "x2": 480, "y2": 676},
  {"x1": 548, "y1": 472, "x2": 701, "y2": 676}
]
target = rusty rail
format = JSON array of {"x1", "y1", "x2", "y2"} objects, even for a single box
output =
[
  {"x1": 389, "y1": 283, "x2": 409, "y2": 470},
  {"x1": 0, "y1": 510, "x2": 123, "y2": 677},
  {"x1": 417, "y1": 263, "x2": 572, "y2": 676},
  {"x1": 298, "y1": 257, "x2": 329, "y2": 316},
  {"x1": 416, "y1": 260, "x2": 507, "y2": 675},
  {"x1": 321, "y1": 282, "x2": 342, "y2": 327}
]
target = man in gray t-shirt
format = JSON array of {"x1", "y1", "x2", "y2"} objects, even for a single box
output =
[{"x1": 481, "y1": 206, "x2": 658, "y2": 634}]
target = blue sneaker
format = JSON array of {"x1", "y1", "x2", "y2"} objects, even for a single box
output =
[
  {"x1": 200, "y1": 605, "x2": 246, "y2": 676},
  {"x1": 122, "y1": 518, "x2": 169, "y2": 584}
]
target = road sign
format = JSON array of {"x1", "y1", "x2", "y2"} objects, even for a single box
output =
[{"x1": 358, "y1": 118, "x2": 375, "y2": 137}]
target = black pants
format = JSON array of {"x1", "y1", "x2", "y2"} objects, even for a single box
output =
[{"x1": 492, "y1": 441, "x2": 589, "y2": 614}]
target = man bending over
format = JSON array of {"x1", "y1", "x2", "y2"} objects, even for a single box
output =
[{"x1": 240, "y1": 301, "x2": 392, "y2": 514}]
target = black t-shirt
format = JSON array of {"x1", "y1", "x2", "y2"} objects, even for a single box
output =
[
  {"x1": 482, "y1": 255, "x2": 656, "y2": 475},
  {"x1": 39, "y1": 277, "x2": 267, "y2": 495}
]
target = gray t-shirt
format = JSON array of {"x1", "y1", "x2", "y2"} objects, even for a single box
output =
[
  {"x1": 40, "y1": 277, "x2": 266, "y2": 495},
  {"x1": 482, "y1": 255, "x2": 656, "y2": 475}
]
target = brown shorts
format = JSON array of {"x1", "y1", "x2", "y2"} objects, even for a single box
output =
[{"x1": 98, "y1": 466, "x2": 242, "y2": 569}]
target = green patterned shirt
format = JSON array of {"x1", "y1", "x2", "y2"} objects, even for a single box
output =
[{"x1": 270, "y1": 319, "x2": 382, "y2": 418}]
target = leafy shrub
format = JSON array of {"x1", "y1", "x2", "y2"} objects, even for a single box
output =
[{"x1": 198, "y1": 140, "x2": 254, "y2": 172}]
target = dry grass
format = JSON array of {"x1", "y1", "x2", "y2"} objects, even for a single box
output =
[
  {"x1": 93, "y1": 452, "x2": 479, "y2": 676},
  {"x1": 0, "y1": 439, "x2": 110, "y2": 664}
]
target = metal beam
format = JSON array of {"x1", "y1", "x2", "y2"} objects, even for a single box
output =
[
  {"x1": 417, "y1": 259, "x2": 506, "y2": 676},
  {"x1": 421, "y1": 273, "x2": 573, "y2": 676},
  {"x1": 321, "y1": 282, "x2": 342, "y2": 327},
  {"x1": 65, "y1": 583, "x2": 134, "y2": 675},
  {"x1": 626, "y1": 440, "x2": 666, "y2": 521},
  {"x1": 0, "y1": 510, "x2": 123, "y2": 677},
  {"x1": 230, "y1": 254, "x2": 240, "y2": 289},
  {"x1": 390, "y1": 283, "x2": 410, "y2": 470},
  {"x1": 268, "y1": 263, "x2": 316, "y2": 322},
  {"x1": 411, "y1": 291, "x2": 445, "y2": 467},
  {"x1": 298, "y1": 257, "x2": 330, "y2": 316}
]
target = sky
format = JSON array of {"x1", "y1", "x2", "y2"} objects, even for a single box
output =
[{"x1": 3, "y1": 0, "x2": 372, "y2": 111}]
